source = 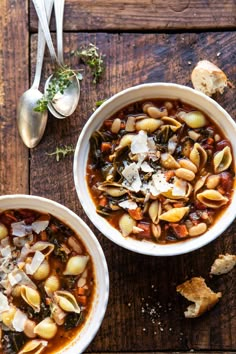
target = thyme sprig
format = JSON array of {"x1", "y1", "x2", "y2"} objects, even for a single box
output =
[
  {"x1": 34, "y1": 66, "x2": 83, "y2": 112},
  {"x1": 46, "y1": 145, "x2": 75, "y2": 162},
  {"x1": 76, "y1": 43, "x2": 105, "y2": 84}
]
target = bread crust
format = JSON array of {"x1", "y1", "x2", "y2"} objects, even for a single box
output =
[
  {"x1": 191, "y1": 60, "x2": 227, "y2": 96},
  {"x1": 210, "y1": 254, "x2": 236, "y2": 275},
  {"x1": 176, "y1": 277, "x2": 222, "y2": 318}
]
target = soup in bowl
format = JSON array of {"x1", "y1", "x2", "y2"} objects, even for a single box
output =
[
  {"x1": 73, "y1": 83, "x2": 236, "y2": 256},
  {"x1": 0, "y1": 195, "x2": 109, "y2": 354}
]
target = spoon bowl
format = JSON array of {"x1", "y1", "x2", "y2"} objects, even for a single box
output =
[
  {"x1": 45, "y1": 74, "x2": 80, "y2": 118},
  {"x1": 17, "y1": 89, "x2": 48, "y2": 148}
]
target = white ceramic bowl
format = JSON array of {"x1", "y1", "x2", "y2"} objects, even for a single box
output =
[
  {"x1": 73, "y1": 83, "x2": 236, "y2": 256},
  {"x1": 0, "y1": 194, "x2": 109, "y2": 353}
]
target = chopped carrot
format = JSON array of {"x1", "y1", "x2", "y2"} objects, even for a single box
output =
[
  {"x1": 207, "y1": 137, "x2": 214, "y2": 145},
  {"x1": 40, "y1": 230, "x2": 48, "y2": 241},
  {"x1": 164, "y1": 170, "x2": 175, "y2": 182},
  {"x1": 128, "y1": 207, "x2": 143, "y2": 220},
  {"x1": 217, "y1": 186, "x2": 225, "y2": 195},
  {"x1": 136, "y1": 222, "x2": 151, "y2": 238},
  {"x1": 101, "y1": 142, "x2": 112, "y2": 153},
  {"x1": 78, "y1": 295, "x2": 87, "y2": 306},
  {"x1": 99, "y1": 197, "x2": 108, "y2": 207},
  {"x1": 77, "y1": 287, "x2": 86, "y2": 296},
  {"x1": 170, "y1": 224, "x2": 188, "y2": 238},
  {"x1": 173, "y1": 202, "x2": 184, "y2": 208},
  {"x1": 46, "y1": 298, "x2": 52, "y2": 305}
]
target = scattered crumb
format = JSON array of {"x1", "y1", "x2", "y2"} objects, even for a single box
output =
[
  {"x1": 176, "y1": 277, "x2": 222, "y2": 318},
  {"x1": 210, "y1": 254, "x2": 236, "y2": 275}
]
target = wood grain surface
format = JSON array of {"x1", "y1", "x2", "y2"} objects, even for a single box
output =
[
  {"x1": 29, "y1": 0, "x2": 236, "y2": 31},
  {"x1": 29, "y1": 31, "x2": 236, "y2": 352},
  {"x1": 0, "y1": 0, "x2": 29, "y2": 195}
]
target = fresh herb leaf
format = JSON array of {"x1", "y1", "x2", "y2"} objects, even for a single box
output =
[
  {"x1": 96, "y1": 99, "x2": 107, "y2": 107},
  {"x1": 34, "y1": 66, "x2": 82, "y2": 112},
  {"x1": 46, "y1": 145, "x2": 75, "y2": 162},
  {"x1": 76, "y1": 43, "x2": 105, "y2": 84}
]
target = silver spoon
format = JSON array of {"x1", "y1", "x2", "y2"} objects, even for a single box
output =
[
  {"x1": 45, "y1": 0, "x2": 80, "y2": 119},
  {"x1": 17, "y1": 0, "x2": 54, "y2": 148}
]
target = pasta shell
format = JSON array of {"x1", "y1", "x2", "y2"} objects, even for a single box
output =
[
  {"x1": 115, "y1": 134, "x2": 134, "y2": 150},
  {"x1": 161, "y1": 117, "x2": 182, "y2": 132},
  {"x1": 193, "y1": 174, "x2": 209, "y2": 197},
  {"x1": 21, "y1": 285, "x2": 41, "y2": 312},
  {"x1": 189, "y1": 143, "x2": 207, "y2": 170},
  {"x1": 18, "y1": 339, "x2": 48, "y2": 354},
  {"x1": 161, "y1": 153, "x2": 180, "y2": 169},
  {"x1": 135, "y1": 118, "x2": 163, "y2": 133},
  {"x1": 181, "y1": 111, "x2": 208, "y2": 128},
  {"x1": 54, "y1": 291, "x2": 81, "y2": 314},
  {"x1": 30, "y1": 241, "x2": 54, "y2": 257},
  {"x1": 63, "y1": 255, "x2": 89, "y2": 276},
  {"x1": 213, "y1": 146, "x2": 232, "y2": 173},
  {"x1": 44, "y1": 275, "x2": 60, "y2": 296},
  {"x1": 119, "y1": 213, "x2": 136, "y2": 237},
  {"x1": 159, "y1": 207, "x2": 189, "y2": 222},
  {"x1": 32, "y1": 260, "x2": 50, "y2": 281},
  {"x1": 197, "y1": 189, "x2": 228, "y2": 208},
  {"x1": 149, "y1": 200, "x2": 161, "y2": 224},
  {"x1": 98, "y1": 182, "x2": 128, "y2": 197},
  {"x1": 34, "y1": 317, "x2": 57, "y2": 340},
  {"x1": 1, "y1": 306, "x2": 17, "y2": 329}
]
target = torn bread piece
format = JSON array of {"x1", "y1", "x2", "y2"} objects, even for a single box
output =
[
  {"x1": 176, "y1": 277, "x2": 222, "y2": 318},
  {"x1": 191, "y1": 60, "x2": 227, "y2": 96},
  {"x1": 210, "y1": 254, "x2": 236, "y2": 275}
]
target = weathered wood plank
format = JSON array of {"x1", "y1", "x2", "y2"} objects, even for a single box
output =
[
  {"x1": 30, "y1": 32, "x2": 236, "y2": 352},
  {"x1": 0, "y1": 0, "x2": 29, "y2": 195},
  {"x1": 30, "y1": 0, "x2": 236, "y2": 31}
]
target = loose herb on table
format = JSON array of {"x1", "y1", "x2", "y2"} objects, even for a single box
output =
[
  {"x1": 75, "y1": 43, "x2": 105, "y2": 84},
  {"x1": 34, "y1": 66, "x2": 82, "y2": 112},
  {"x1": 46, "y1": 145, "x2": 75, "y2": 162}
]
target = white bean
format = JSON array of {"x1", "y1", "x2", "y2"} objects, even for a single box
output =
[
  {"x1": 111, "y1": 118, "x2": 121, "y2": 134},
  {"x1": 188, "y1": 223, "x2": 207, "y2": 237},
  {"x1": 175, "y1": 168, "x2": 195, "y2": 181}
]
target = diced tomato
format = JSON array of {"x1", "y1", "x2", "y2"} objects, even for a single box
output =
[
  {"x1": 170, "y1": 224, "x2": 188, "y2": 238},
  {"x1": 128, "y1": 207, "x2": 143, "y2": 220},
  {"x1": 136, "y1": 222, "x2": 151, "y2": 238},
  {"x1": 77, "y1": 287, "x2": 86, "y2": 295},
  {"x1": 103, "y1": 120, "x2": 113, "y2": 128},
  {"x1": 173, "y1": 202, "x2": 184, "y2": 208}
]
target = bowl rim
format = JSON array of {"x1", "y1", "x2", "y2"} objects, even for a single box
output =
[
  {"x1": 0, "y1": 194, "x2": 109, "y2": 354},
  {"x1": 73, "y1": 82, "x2": 236, "y2": 256}
]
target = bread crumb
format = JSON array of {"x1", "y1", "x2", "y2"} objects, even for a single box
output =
[
  {"x1": 191, "y1": 60, "x2": 227, "y2": 96},
  {"x1": 176, "y1": 277, "x2": 222, "y2": 318},
  {"x1": 210, "y1": 254, "x2": 236, "y2": 275}
]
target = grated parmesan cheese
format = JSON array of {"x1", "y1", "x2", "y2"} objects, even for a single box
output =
[
  {"x1": 32, "y1": 219, "x2": 49, "y2": 234},
  {"x1": 152, "y1": 172, "x2": 173, "y2": 195},
  {"x1": 25, "y1": 250, "x2": 45, "y2": 275},
  {"x1": 0, "y1": 292, "x2": 10, "y2": 314},
  {"x1": 12, "y1": 310, "x2": 27, "y2": 332},
  {"x1": 11, "y1": 221, "x2": 32, "y2": 237},
  {"x1": 140, "y1": 161, "x2": 154, "y2": 173},
  {"x1": 131, "y1": 130, "x2": 149, "y2": 154},
  {"x1": 122, "y1": 162, "x2": 142, "y2": 192},
  {"x1": 118, "y1": 200, "x2": 138, "y2": 210}
]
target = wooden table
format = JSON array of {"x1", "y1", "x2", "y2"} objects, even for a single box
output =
[{"x1": 0, "y1": 1, "x2": 236, "y2": 353}]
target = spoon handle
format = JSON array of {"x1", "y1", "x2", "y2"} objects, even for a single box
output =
[
  {"x1": 32, "y1": 0, "x2": 54, "y2": 89},
  {"x1": 32, "y1": 0, "x2": 58, "y2": 63},
  {"x1": 54, "y1": 0, "x2": 65, "y2": 65}
]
